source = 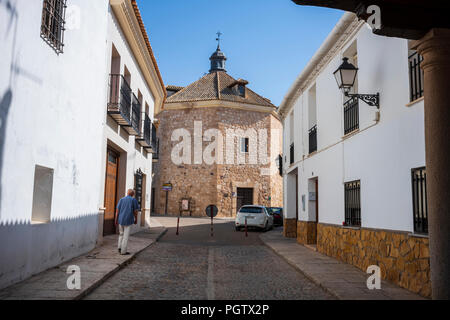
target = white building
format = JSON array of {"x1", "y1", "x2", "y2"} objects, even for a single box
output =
[
  {"x1": 0, "y1": 0, "x2": 164, "y2": 289},
  {"x1": 278, "y1": 13, "x2": 430, "y2": 297}
]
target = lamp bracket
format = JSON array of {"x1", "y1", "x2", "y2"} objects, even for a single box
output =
[{"x1": 346, "y1": 93, "x2": 380, "y2": 108}]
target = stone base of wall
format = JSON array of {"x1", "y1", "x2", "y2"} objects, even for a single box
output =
[
  {"x1": 317, "y1": 224, "x2": 431, "y2": 298},
  {"x1": 283, "y1": 219, "x2": 297, "y2": 238},
  {"x1": 297, "y1": 221, "x2": 317, "y2": 245}
]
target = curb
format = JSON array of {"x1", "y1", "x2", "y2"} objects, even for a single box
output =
[
  {"x1": 259, "y1": 232, "x2": 342, "y2": 300},
  {"x1": 73, "y1": 227, "x2": 167, "y2": 300}
]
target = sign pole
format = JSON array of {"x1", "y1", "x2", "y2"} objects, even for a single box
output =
[
  {"x1": 164, "y1": 190, "x2": 168, "y2": 216},
  {"x1": 210, "y1": 206, "x2": 214, "y2": 237},
  {"x1": 176, "y1": 216, "x2": 180, "y2": 236},
  {"x1": 245, "y1": 217, "x2": 248, "y2": 238}
]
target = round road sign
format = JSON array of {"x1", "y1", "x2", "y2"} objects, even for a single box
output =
[{"x1": 205, "y1": 205, "x2": 218, "y2": 218}]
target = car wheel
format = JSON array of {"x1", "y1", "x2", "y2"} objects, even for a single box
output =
[{"x1": 264, "y1": 221, "x2": 269, "y2": 232}]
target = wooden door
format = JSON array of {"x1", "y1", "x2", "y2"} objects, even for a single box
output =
[
  {"x1": 104, "y1": 149, "x2": 119, "y2": 236},
  {"x1": 237, "y1": 188, "x2": 254, "y2": 213}
]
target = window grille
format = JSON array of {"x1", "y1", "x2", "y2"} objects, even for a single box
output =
[
  {"x1": 41, "y1": 0, "x2": 67, "y2": 54},
  {"x1": 345, "y1": 180, "x2": 361, "y2": 227},
  {"x1": 411, "y1": 167, "x2": 428, "y2": 234}
]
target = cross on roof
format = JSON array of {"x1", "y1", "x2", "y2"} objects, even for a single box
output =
[{"x1": 216, "y1": 31, "x2": 222, "y2": 48}]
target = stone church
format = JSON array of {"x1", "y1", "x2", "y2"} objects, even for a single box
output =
[{"x1": 152, "y1": 42, "x2": 283, "y2": 217}]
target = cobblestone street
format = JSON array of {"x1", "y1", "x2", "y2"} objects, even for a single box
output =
[{"x1": 84, "y1": 217, "x2": 334, "y2": 300}]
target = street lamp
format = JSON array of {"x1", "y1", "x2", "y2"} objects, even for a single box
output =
[{"x1": 333, "y1": 57, "x2": 380, "y2": 108}]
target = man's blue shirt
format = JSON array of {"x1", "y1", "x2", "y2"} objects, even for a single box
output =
[{"x1": 117, "y1": 196, "x2": 139, "y2": 226}]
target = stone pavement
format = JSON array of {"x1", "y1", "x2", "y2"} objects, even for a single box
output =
[
  {"x1": 85, "y1": 217, "x2": 334, "y2": 300},
  {"x1": 0, "y1": 226, "x2": 167, "y2": 300},
  {"x1": 260, "y1": 229, "x2": 426, "y2": 300}
]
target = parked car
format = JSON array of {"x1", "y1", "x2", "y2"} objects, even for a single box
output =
[
  {"x1": 267, "y1": 207, "x2": 283, "y2": 226},
  {"x1": 235, "y1": 205, "x2": 274, "y2": 232}
]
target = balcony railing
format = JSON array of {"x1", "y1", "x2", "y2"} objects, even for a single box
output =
[
  {"x1": 127, "y1": 93, "x2": 141, "y2": 136},
  {"x1": 344, "y1": 96, "x2": 359, "y2": 135},
  {"x1": 137, "y1": 113, "x2": 152, "y2": 148},
  {"x1": 108, "y1": 74, "x2": 132, "y2": 127},
  {"x1": 309, "y1": 125, "x2": 317, "y2": 154},
  {"x1": 152, "y1": 138, "x2": 159, "y2": 161}
]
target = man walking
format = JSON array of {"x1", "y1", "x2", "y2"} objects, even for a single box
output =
[{"x1": 115, "y1": 189, "x2": 140, "y2": 255}]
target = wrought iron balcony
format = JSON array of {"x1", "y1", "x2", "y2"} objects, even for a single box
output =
[
  {"x1": 137, "y1": 113, "x2": 152, "y2": 148},
  {"x1": 151, "y1": 124, "x2": 158, "y2": 151},
  {"x1": 124, "y1": 93, "x2": 141, "y2": 136},
  {"x1": 107, "y1": 74, "x2": 132, "y2": 127},
  {"x1": 152, "y1": 137, "x2": 159, "y2": 162},
  {"x1": 309, "y1": 125, "x2": 317, "y2": 154}
]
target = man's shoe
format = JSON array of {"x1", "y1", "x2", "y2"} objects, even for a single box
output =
[
  {"x1": 118, "y1": 248, "x2": 121, "y2": 254},
  {"x1": 121, "y1": 252, "x2": 131, "y2": 256}
]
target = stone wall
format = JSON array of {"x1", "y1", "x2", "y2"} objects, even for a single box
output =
[
  {"x1": 153, "y1": 106, "x2": 283, "y2": 217},
  {"x1": 317, "y1": 223, "x2": 431, "y2": 297},
  {"x1": 283, "y1": 218, "x2": 297, "y2": 238},
  {"x1": 152, "y1": 108, "x2": 218, "y2": 216},
  {"x1": 297, "y1": 221, "x2": 317, "y2": 245}
]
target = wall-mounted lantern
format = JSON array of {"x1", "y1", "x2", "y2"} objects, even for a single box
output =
[{"x1": 333, "y1": 57, "x2": 380, "y2": 108}]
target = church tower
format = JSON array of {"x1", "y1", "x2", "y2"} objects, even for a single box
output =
[
  {"x1": 209, "y1": 32, "x2": 227, "y2": 73},
  {"x1": 153, "y1": 32, "x2": 283, "y2": 218}
]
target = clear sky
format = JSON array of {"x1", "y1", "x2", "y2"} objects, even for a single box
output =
[{"x1": 138, "y1": 0, "x2": 344, "y2": 106}]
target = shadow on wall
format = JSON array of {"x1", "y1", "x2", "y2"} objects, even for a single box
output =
[
  {"x1": 0, "y1": 213, "x2": 100, "y2": 290},
  {"x1": 0, "y1": 0, "x2": 18, "y2": 216},
  {"x1": 0, "y1": 89, "x2": 12, "y2": 215},
  {"x1": 0, "y1": 0, "x2": 43, "y2": 216}
]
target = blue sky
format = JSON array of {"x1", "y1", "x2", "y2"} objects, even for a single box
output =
[{"x1": 138, "y1": 0, "x2": 344, "y2": 106}]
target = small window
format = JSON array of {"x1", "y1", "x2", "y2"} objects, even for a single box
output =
[
  {"x1": 241, "y1": 137, "x2": 249, "y2": 153},
  {"x1": 41, "y1": 0, "x2": 67, "y2": 54},
  {"x1": 238, "y1": 84, "x2": 245, "y2": 97},
  {"x1": 344, "y1": 180, "x2": 361, "y2": 227},
  {"x1": 31, "y1": 165, "x2": 54, "y2": 223},
  {"x1": 412, "y1": 167, "x2": 428, "y2": 234}
]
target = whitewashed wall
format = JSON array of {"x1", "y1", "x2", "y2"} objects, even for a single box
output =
[
  {"x1": 282, "y1": 25, "x2": 426, "y2": 233},
  {"x1": 96, "y1": 8, "x2": 156, "y2": 234},
  {"x1": 0, "y1": 0, "x2": 109, "y2": 289}
]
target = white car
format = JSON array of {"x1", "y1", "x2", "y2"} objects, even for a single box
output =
[{"x1": 235, "y1": 205, "x2": 274, "y2": 232}]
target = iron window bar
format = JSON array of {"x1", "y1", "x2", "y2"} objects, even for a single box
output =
[
  {"x1": 41, "y1": 0, "x2": 67, "y2": 54},
  {"x1": 344, "y1": 180, "x2": 361, "y2": 227},
  {"x1": 344, "y1": 96, "x2": 359, "y2": 135},
  {"x1": 411, "y1": 167, "x2": 428, "y2": 234},
  {"x1": 409, "y1": 51, "x2": 424, "y2": 102},
  {"x1": 309, "y1": 125, "x2": 317, "y2": 154}
]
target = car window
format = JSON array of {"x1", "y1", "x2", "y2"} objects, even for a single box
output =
[
  {"x1": 239, "y1": 207, "x2": 263, "y2": 214},
  {"x1": 270, "y1": 208, "x2": 282, "y2": 214}
]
